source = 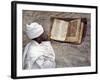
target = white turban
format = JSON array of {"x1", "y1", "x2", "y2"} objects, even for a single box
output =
[{"x1": 25, "y1": 22, "x2": 44, "y2": 39}]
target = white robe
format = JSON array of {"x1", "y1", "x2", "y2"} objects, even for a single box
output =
[{"x1": 23, "y1": 40, "x2": 56, "y2": 69}]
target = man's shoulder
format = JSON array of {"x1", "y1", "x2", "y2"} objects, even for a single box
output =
[
  {"x1": 25, "y1": 40, "x2": 37, "y2": 47},
  {"x1": 25, "y1": 41, "x2": 41, "y2": 52}
]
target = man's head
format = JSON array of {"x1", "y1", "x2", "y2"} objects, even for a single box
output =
[
  {"x1": 25, "y1": 22, "x2": 48, "y2": 43},
  {"x1": 33, "y1": 31, "x2": 48, "y2": 43}
]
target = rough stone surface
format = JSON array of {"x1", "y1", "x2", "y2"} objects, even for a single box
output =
[{"x1": 22, "y1": 10, "x2": 91, "y2": 68}]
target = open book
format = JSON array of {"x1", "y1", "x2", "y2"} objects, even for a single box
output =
[{"x1": 50, "y1": 18, "x2": 85, "y2": 44}]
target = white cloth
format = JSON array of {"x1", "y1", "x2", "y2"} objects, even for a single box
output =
[
  {"x1": 25, "y1": 22, "x2": 44, "y2": 39},
  {"x1": 23, "y1": 40, "x2": 56, "y2": 69}
]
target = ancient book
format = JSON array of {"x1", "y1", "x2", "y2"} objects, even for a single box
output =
[{"x1": 50, "y1": 18, "x2": 84, "y2": 44}]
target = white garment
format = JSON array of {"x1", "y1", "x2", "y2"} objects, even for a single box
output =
[
  {"x1": 25, "y1": 22, "x2": 44, "y2": 39},
  {"x1": 23, "y1": 40, "x2": 56, "y2": 69}
]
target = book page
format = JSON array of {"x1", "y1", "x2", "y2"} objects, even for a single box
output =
[
  {"x1": 67, "y1": 21, "x2": 78, "y2": 37},
  {"x1": 66, "y1": 19, "x2": 81, "y2": 42},
  {"x1": 50, "y1": 19, "x2": 69, "y2": 41}
]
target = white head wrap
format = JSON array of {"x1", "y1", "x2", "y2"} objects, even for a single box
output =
[{"x1": 25, "y1": 22, "x2": 44, "y2": 39}]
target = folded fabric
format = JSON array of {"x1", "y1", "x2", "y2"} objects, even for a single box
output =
[
  {"x1": 23, "y1": 40, "x2": 56, "y2": 69},
  {"x1": 36, "y1": 55, "x2": 56, "y2": 68}
]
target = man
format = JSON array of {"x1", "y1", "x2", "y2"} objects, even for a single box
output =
[{"x1": 23, "y1": 22, "x2": 56, "y2": 69}]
